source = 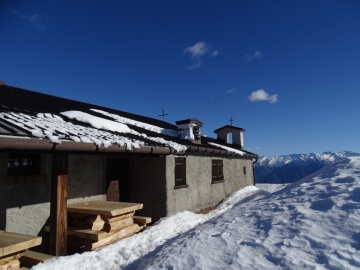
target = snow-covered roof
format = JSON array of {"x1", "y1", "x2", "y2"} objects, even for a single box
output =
[
  {"x1": 0, "y1": 84, "x2": 257, "y2": 157},
  {"x1": 208, "y1": 142, "x2": 246, "y2": 156}
]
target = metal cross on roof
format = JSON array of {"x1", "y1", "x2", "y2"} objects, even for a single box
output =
[
  {"x1": 229, "y1": 117, "x2": 234, "y2": 126},
  {"x1": 159, "y1": 109, "x2": 168, "y2": 121}
]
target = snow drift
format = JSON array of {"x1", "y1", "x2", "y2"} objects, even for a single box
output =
[{"x1": 33, "y1": 157, "x2": 360, "y2": 269}]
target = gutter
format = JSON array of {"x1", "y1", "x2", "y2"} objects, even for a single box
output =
[
  {"x1": 0, "y1": 137, "x2": 257, "y2": 158},
  {"x1": 186, "y1": 145, "x2": 257, "y2": 158},
  {"x1": 0, "y1": 137, "x2": 183, "y2": 155}
]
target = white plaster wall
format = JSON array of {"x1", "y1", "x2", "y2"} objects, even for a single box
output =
[
  {"x1": 0, "y1": 153, "x2": 52, "y2": 235},
  {"x1": 68, "y1": 154, "x2": 106, "y2": 199},
  {"x1": 6, "y1": 194, "x2": 104, "y2": 236},
  {"x1": 1, "y1": 153, "x2": 106, "y2": 236},
  {"x1": 166, "y1": 154, "x2": 254, "y2": 216}
]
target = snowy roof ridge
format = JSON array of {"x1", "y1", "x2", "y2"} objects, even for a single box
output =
[
  {"x1": 62, "y1": 110, "x2": 186, "y2": 152},
  {"x1": 61, "y1": 111, "x2": 132, "y2": 134},
  {"x1": 208, "y1": 142, "x2": 245, "y2": 156},
  {"x1": 91, "y1": 109, "x2": 178, "y2": 137}
]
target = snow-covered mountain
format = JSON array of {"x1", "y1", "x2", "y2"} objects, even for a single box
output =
[{"x1": 255, "y1": 151, "x2": 360, "y2": 183}]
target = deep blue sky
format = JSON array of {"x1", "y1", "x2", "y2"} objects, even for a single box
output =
[{"x1": 1, "y1": 0, "x2": 359, "y2": 156}]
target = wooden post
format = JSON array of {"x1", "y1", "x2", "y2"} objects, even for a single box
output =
[{"x1": 49, "y1": 153, "x2": 68, "y2": 256}]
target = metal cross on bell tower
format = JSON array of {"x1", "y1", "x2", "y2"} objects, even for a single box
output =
[
  {"x1": 159, "y1": 109, "x2": 168, "y2": 121},
  {"x1": 228, "y1": 117, "x2": 235, "y2": 126}
]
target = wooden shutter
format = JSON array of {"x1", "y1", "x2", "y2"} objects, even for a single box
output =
[
  {"x1": 175, "y1": 158, "x2": 186, "y2": 187},
  {"x1": 212, "y1": 159, "x2": 224, "y2": 182}
]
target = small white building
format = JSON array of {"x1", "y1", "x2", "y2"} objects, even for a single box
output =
[{"x1": 0, "y1": 82, "x2": 257, "y2": 255}]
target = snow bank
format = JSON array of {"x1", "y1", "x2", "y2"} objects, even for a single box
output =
[
  {"x1": 127, "y1": 157, "x2": 360, "y2": 269},
  {"x1": 32, "y1": 187, "x2": 260, "y2": 270},
  {"x1": 33, "y1": 157, "x2": 360, "y2": 270}
]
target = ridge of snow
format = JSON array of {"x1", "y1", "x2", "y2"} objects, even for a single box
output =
[
  {"x1": 91, "y1": 109, "x2": 178, "y2": 137},
  {"x1": 60, "y1": 111, "x2": 132, "y2": 134},
  {"x1": 144, "y1": 136, "x2": 187, "y2": 152},
  {"x1": 62, "y1": 111, "x2": 186, "y2": 152},
  {"x1": 208, "y1": 142, "x2": 245, "y2": 156}
]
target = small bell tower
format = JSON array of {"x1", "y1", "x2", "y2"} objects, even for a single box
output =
[
  {"x1": 214, "y1": 125, "x2": 245, "y2": 149},
  {"x1": 175, "y1": 118, "x2": 203, "y2": 144}
]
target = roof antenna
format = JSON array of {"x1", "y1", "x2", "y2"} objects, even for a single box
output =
[
  {"x1": 159, "y1": 109, "x2": 168, "y2": 121},
  {"x1": 228, "y1": 117, "x2": 234, "y2": 126}
]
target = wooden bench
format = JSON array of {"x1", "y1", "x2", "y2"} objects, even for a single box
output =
[
  {"x1": 45, "y1": 215, "x2": 152, "y2": 252},
  {"x1": 68, "y1": 227, "x2": 108, "y2": 241},
  {"x1": 19, "y1": 250, "x2": 54, "y2": 267},
  {"x1": 133, "y1": 216, "x2": 151, "y2": 226},
  {"x1": 67, "y1": 215, "x2": 151, "y2": 241}
]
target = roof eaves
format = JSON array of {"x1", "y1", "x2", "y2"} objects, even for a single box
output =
[
  {"x1": 0, "y1": 136, "x2": 185, "y2": 155},
  {"x1": 213, "y1": 125, "x2": 245, "y2": 133}
]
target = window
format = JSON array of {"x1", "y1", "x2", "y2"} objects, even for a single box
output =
[
  {"x1": 212, "y1": 159, "x2": 224, "y2": 183},
  {"x1": 7, "y1": 153, "x2": 41, "y2": 176},
  {"x1": 175, "y1": 157, "x2": 187, "y2": 188},
  {"x1": 243, "y1": 166, "x2": 247, "y2": 175}
]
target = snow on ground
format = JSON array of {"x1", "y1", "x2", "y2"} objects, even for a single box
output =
[
  {"x1": 33, "y1": 157, "x2": 360, "y2": 270},
  {"x1": 256, "y1": 183, "x2": 290, "y2": 193}
]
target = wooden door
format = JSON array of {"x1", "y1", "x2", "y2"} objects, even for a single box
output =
[{"x1": 106, "y1": 158, "x2": 130, "y2": 202}]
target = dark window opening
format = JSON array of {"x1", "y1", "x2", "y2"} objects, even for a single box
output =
[
  {"x1": 175, "y1": 157, "x2": 187, "y2": 188},
  {"x1": 212, "y1": 159, "x2": 224, "y2": 183},
  {"x1": 243, "y1": 166, "x2": 247, "y2": 175},
  {"x1": 7, "y1": 153, "x2": 41, "y2": 176}
]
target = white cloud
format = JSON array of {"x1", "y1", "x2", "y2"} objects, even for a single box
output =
[
  {"x1": 184, "y1": 42, "x2": 209, "y2": 59},
  {"x1": 188, "y1": 62, "x2": 203, "y2": 70},
  {"x1": 10, "y1": 8, "x2": 46, "y2": 31},
  {"x1": 212, "y1": 50, "x2": 220, "y2": 57},
  {"x1": 226, "y1": 88, "x2": 236, "y2": 94},
  {"x1": 249, "y1": 89, "x2": 278, "y2": 103},
  {"x1": 246, "y1": 50, "x2": 262, "y2": 60},
  {"x1": 184, "y1": 42, "x2": 219, "y2": 69}
]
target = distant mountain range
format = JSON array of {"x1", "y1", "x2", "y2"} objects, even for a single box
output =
[{"x1": 255, "y1": 151, "x2": 360, "y2": 183}]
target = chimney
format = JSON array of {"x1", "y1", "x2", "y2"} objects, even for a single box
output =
[
  {"x1": 214, "y1": 125, "x2": 245, "y2": 149},
  {"x1": 175, "y1": 118, "x2": 203, "y2": 144}
]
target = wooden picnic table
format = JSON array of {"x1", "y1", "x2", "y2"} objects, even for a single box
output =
[
  {"x1": 0, "y1": 230, "x2": 42, "y2": 258},
  {"x1": 67, "y1": 200, "x2": 143, "y2": 217},
  {"x1": 66, "y1": 200, "x2": 147, "y2": 251}
]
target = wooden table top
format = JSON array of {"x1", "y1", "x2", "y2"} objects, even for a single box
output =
[
  {"x1": 0, "y1": 230, "x2": 42, "y2": 257},
  {"x1": 67, "y1": 200, "x2": 143, "y2": 216}
]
